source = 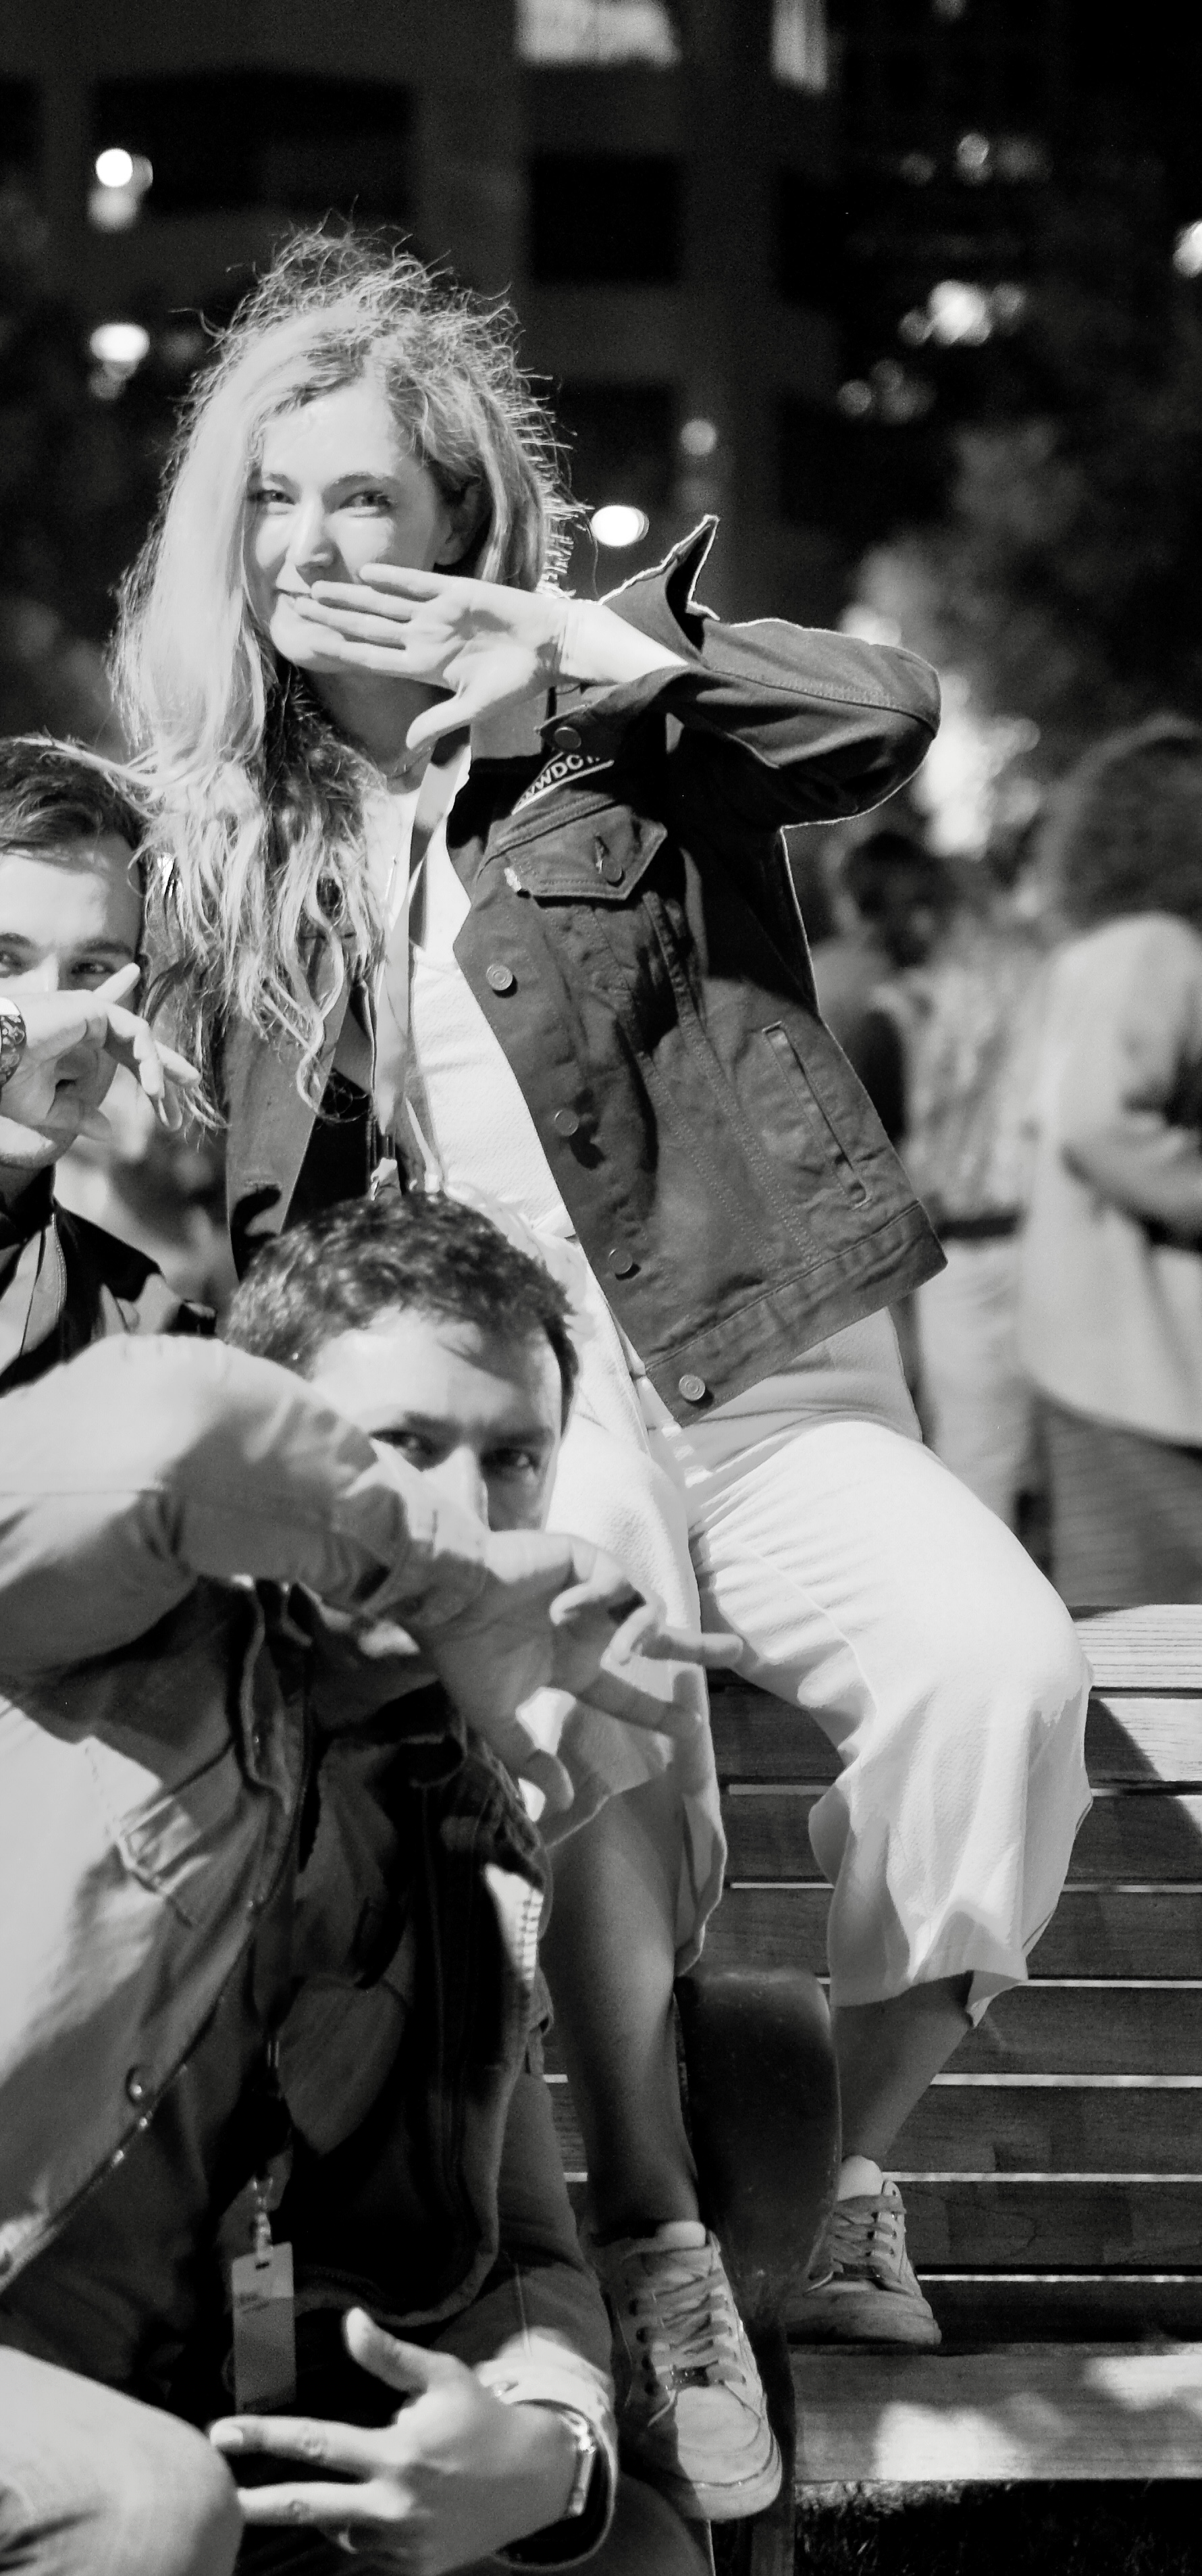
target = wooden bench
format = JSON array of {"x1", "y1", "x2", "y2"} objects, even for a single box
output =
[{"x1": 548, "y1": 1605, "x2": 1202, "y2": 2543}]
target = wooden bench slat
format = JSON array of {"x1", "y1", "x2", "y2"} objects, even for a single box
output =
[
  {"x1": 909, "y1": 2276, "x2": 1202, "y2": 2341},
  {"x1": 1076, "y1": 1606, "x2": 1202, "y2": 1690},
  {"x1": 899, "y1": 2178, "x2": 1202, "y2": 2270},
  {"x1": 551, "y1": 2076, "x2": 1202, "y2": 2185},
  {"x1": 790, "y1": 2343, "x2": 1202, "y2": 2483},
  {"x1": 711, "y1": 1691, "x2": 1202, "y2": 1787},
  {"x1": 891, "y1": 2082, "x2": 1202, "y2": 2176},
  {"x1": 704, "y1": 1884, "x2": 1202, "y2": 1981},
  {"x1": 722, "y1": 1787, "x2": 1202, "y2": 1883},
  {"x1": 546, "y1": 1983, "x2": 1202, "y2": 2083}
]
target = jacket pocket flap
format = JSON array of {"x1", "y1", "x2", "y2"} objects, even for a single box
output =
[{"x1": 502, "y1": 812, "x2": 667, "y2": 903}]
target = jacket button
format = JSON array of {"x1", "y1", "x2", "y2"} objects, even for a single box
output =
[
  {"x1": 125, "y1": 2066, "x2": 149, "y2": 2105},
  {"x1": 609, "y1": 1250, "x2": 637, "y2": 1278},
  {"x1": 678, "y1": 1373, "x2": 707, "y2": 1403},
  {"x1": 600, "y1": 856, "x2": 624, "y2": 885},
  {"x1": 552, "y1": 1108, "x2": 580, "y2": 1137},
  {"x1": 552, "y1": 722, "x2": 581, "y2": 751},
  {"x1": 486, "y1": 962, "x2": 516, "y2": 994}
]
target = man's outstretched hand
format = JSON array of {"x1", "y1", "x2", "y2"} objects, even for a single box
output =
[
  {"x1": 408, "y1": 1529, "x2": 739, "y2": 1814},
  {"x1": 211, "y1": 2307, "x2": 585, "y2": 2573}
]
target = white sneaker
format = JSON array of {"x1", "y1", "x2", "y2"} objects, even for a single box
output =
[
  {"x1": 589, "y1": 2220, "x2": 782, "y2": 2523},
  {"x1": 793, "y1": 2179, "x2": 941, "y2": 2347}
]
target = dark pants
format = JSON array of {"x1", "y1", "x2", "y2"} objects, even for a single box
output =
[{"x1": 0, "y1": 2350, "x2": 708, "y2": 2576}]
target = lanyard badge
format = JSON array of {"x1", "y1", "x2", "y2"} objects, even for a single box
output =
[{"x1": 230, "y1": 2036, "x2": 296, "y2": 2410}]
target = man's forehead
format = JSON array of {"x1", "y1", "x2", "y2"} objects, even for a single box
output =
[
  {"x1": 312, "y1": 1308, "x2": 560, "y2": 1413},
  {"x1": 0, "y1": 837, "x2": 141, "y2": 939}
]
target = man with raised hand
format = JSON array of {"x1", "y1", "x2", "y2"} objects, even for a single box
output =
[{"x1": 0, "y1": 1192, "x2": 735, "y2": 2576}]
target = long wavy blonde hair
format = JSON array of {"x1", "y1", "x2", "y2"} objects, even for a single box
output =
[{"x1": 115, "y1": 229, "x2": 572, "y2": 1113}]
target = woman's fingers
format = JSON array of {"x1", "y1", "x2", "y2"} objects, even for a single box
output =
[
  {"x1": 308, "y1": 581, "x2": 419, "y2": 623},
  {"x1": 342, "y1": 2312, "x2": 446, "y2": 2396}
]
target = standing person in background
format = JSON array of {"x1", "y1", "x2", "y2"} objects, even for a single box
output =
[
  {"x1": 808, "y1": 826, "x2": 953, "y2": 1145},
  {"x1": 875, "y1": 845, "x2": 1052, "y2": 1531},
  {"x1": 1020, "y1": 718, "x2": 1202, "y2": 1606},
  {"x1": 116, "y1": 228, "x2": 1091, "y2": 2388}
]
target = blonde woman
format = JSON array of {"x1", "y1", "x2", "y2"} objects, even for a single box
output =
[{"x1": 119, "y1": 233, "x2": 1091, "y2": 2504}]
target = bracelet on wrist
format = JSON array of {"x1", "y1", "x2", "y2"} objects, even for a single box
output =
[{"x1": 0, "y1": 1000, "x2": 26, "y2": 1090}]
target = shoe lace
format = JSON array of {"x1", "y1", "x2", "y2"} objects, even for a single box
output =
[
  {"x1": 825, "y1": 2193, "x2": 905, "y2": 2284},
  {"x1": 621, "y1": 2251, "x2": 741, "y2": 2425}
]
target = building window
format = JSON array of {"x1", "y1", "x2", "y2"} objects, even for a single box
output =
[
  {"x1": 0, "y1": 82, "x2": 39, "y2": 190},
  {"x1": 529, "y1": 157, "x2": 681, "y2": 284},
  {"x1": 775, "y1": 174, "x2": 845, "y2": 314},
  {"x1": 517, "y1": 0, "x2": 680, "y2": 64},
  {"x1": 556, "y1": 382, "x2": 676, "y2": 510},
  {"x1": 90, "y1": 74, "x2": 413, "y2": 220},
  {"x1": 772, "y1": 0, "x2": 829, "y2": 93}
]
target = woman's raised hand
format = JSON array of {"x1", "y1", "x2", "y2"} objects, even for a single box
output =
[
  {"x1": 293, "y1": 564, "x2": 569, "y2": 748},
  {"x1": 292, "y1": 562, "x2": 686, "y2": 750}
]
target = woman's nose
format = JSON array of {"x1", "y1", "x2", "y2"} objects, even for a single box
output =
[{"x1": 287, "y1": 496, "x2": 338, "y2": 578}]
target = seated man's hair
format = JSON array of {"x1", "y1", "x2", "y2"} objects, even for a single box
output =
[
  {"x1": 0, "y1": 737, "x2": 146, "y2": 858},
  {"x1": 226, "y1": 1192, "x2": 580, "y2": 1417}
]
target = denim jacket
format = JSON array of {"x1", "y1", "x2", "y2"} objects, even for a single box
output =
[
  {"x1": 0, "y1": 1337, "x2": 616, "y2": 2560},
  {"x1": 224, "y1": 522, "x2": 945, "y2": 1419}
]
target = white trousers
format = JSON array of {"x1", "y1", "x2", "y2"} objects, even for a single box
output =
[{"x1": 550, "y1": 1309, "x2": 1091, "y2": 2022}]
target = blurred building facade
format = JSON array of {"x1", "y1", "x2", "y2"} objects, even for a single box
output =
[{"x1": 0, "y1": 0, "x2": 847, "y2": 625}]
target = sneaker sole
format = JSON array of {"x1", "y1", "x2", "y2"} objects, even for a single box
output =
[
  {"x1": 791, "y1": 2290, "x2": 941, "y2": 2349},
  {"x1": 621, "y1": 2432, "x2": 784, "y2": 2523}
]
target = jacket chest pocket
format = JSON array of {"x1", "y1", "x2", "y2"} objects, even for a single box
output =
[
  {"x1": 498, "y1": 809, "x2": 667, "y2": 905},
  {"x1": 85, "y1": 1735, "x2": 251, "y2": 1925}
]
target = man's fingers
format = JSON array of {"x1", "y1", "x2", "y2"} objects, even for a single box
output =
[
  {"x1": 631, "y1": 1623, "x2": 743, "y2": 1670},
  {"x1": 228, "y1": 2483, "x2": 392, "y2": 2529},
  {"x1": 342, "y1": 2309, "x2": 446, "y2": 2396},
  {"x1": 208, "y1": 2415, "x2": 382, "y2": 2476},
  {"x1": 75, "y1": 1105, "x2": 113, "y2": 1142},
  {"x1": 94, "y1": 963, "x2": 141, "y2": 1002}
]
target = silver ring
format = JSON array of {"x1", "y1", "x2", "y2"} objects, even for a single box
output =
[{"x1": 334, "y1": 2530, "x2": 358, "y2": 2557}]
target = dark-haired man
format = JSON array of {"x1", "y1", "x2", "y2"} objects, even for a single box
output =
[
  {"x1": 0, "y1": 736, "x2": 203, "y2": 1386},
  {"x1": 0, "y1": 1192, "x2": 735, "y2": 2576}
]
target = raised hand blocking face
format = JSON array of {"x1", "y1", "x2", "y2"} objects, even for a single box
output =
[
  {"x1": 289, "y1": 563, "x2": 570, "y2": 752},
  {"x1": 0, "y1": 963, "x2": 202, "y2": 1149}
]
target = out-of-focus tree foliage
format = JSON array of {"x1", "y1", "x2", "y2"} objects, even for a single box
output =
[{"x1": 858, "y1": 158, "x2": 1202, "y2": 777}]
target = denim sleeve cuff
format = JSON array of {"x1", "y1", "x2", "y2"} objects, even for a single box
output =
[{"x1": 475, "y1": 2342, "x2": 619, "y2": 2567}]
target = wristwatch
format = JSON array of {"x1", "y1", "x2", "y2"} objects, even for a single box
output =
[
  {"x1": 553, "y1": 2408, "x2": 602, "y2": 2521},
  {"x1": 0, "y1": 1000, "x2": 26, "y2": 1089}
]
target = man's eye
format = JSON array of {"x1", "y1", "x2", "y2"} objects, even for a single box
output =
[
  {"x1": 73, "y1": 962, "x2": 127, "y2": 989},
  {"x1": 489, "y1": 1450, "x2": 540, "y2": 1477},
  {"x1": 377, "y1": 1429, "x2": 437, "y2": 1464}
]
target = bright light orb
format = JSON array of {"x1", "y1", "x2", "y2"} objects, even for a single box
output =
[
  {"x1": 590, "y1": 504, "x2": 649, "y2": 548},
  {"x1": 1174, "y1": 222, "x2": 1202, "y2": 280},
  {"x1": 95, "y1": 148, "x2": 135, "y2": 189},
  {"x1": 928, "y1": 279, "x2": 993, "y2": 345},
  {"x1": 679, "y1": 416, "x2": 719, "y2": 459},
  {"x1": 88, "y1": 321, "x2": 151, "y2": 371}
]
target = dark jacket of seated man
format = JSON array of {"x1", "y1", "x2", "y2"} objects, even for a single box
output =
[{"x1": 0, "y1": 1334, "x2": 619, "y2": 2569}]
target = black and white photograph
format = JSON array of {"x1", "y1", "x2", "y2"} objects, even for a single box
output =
[{"x1": 1, "y1": 7, "x2": 1201, "y2": 2571}]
